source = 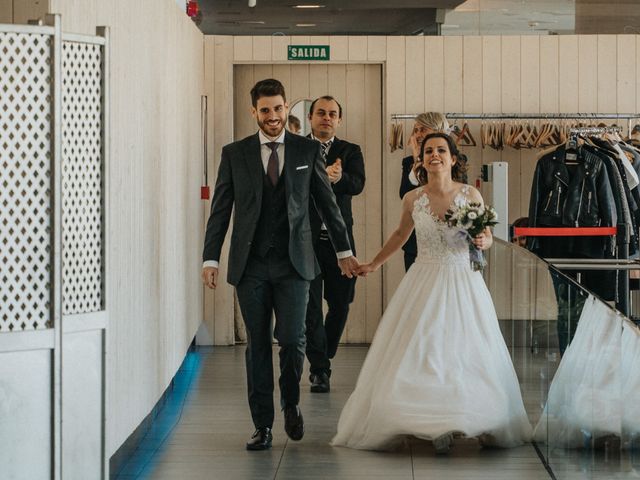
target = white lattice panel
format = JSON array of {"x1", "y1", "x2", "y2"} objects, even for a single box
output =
[
  {"x1": 61, "y1": 41, "x2": 103, "y2": 315},
  {"x1": 0, "y1": 33, "x2": 53, "y2": 331}
]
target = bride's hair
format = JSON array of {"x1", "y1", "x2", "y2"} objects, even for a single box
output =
[{"x1": 416, "y1": 133, "x2": 468, "y2": 185}]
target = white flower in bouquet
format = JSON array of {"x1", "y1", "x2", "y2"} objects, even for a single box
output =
[{"x1": 467, "y1": 211, "x2": 478, "y2": 220}]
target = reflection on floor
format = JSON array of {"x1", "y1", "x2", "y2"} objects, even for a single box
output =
[{"x1": 112, "y1": 345, "x2": 639, "y2": 480}]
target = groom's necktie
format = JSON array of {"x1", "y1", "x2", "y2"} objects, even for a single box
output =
[
  {"x1": 319, "y1": 139, "x2": 333, "y2": 237},
  {"x1": 266, "y1": 142, "x2": 279, "y2": 186}
]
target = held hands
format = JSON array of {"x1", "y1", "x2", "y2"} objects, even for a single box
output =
[
  {"x1": 338, "y1": 255, "x2": 360, "y2": 278},
  {"x1": 356, "y1": 262, "x2": 378, "y2": 277},
  {"x1": 201, "y1": 266, "x2": 218, "y2": 289},
  {"x1": 326, "y1": 158, "x2": 342, "y2": 183}
]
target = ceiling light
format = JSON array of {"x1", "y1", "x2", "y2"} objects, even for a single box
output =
[
  {"x1": 296, "y1": 23, "x2": 317, "y2": 27},
  {"x1": 237, "y1": 20, "x2": 266, "y2": 24},
  {"x1": 441, "y1": 24, "x2": 459, "y2": 29},
  {"x1": 293, "y1": 5, "x2": 325, "y2": 8},
  {"x1": 248, "y1": 0, "x2": 256, "y2": 7}
]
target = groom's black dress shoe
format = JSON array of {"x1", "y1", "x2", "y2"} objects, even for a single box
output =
[
  {"x1": 246, "y1": 427, "x2": 273, "y2": 451},
  {"x1": 283, "y1": 405, "x2": 304, "y2": 441},
  {"x1": 310, "y1": 373, "x2": 330, "y2": 393}
]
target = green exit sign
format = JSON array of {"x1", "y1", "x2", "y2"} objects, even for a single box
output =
[{"x1": 287, "y1": 45, "x2": 330, "y2": 61}]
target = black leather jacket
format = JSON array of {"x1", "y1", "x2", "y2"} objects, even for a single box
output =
[{"x1": 528, "y1": 145, "x2": 617, "y2": 255}]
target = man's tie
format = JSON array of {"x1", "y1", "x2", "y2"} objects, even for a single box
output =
[
  {"x1": 266, "y1": 142, "x2": 279, "y2": 186},
  {"x1": 320, "y1": 141, "x2": 332, "y2": 162}
]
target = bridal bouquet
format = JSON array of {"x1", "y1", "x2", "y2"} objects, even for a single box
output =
[{"x1": 443, "y1": 203, "x2": 498, "y2": 271}]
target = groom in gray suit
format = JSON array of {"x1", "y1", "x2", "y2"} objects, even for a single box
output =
[{"x1": 201, "y1": 79, "x2": 359, "y2": 451}]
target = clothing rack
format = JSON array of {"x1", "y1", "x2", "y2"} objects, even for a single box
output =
[{"x1": 390, "y1": 113, "x2": 640, "y2": 134}]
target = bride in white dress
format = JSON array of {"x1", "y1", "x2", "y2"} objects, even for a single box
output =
[{"x1": 332, "y1": 133, "x2": 532, "y2": 452}]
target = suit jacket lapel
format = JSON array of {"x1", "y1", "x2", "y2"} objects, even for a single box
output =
[
  {"x1": 284, "y1": 131, "x2": 300, "y2": 198},
  {"x1": 244, "y1": 133, "x2": 263, "y2": 199}
]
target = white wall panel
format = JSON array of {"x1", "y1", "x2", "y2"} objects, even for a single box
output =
[
  {"x1": 0, "y1": 348, "x2": 52, "y2": 480},
  {"x1": 271, "y1": 35, "x2": 290, "y2": 62},
  {"x1": 425, "y1": 36, "x2": 444, "y2": 112},
  {"x1": 500, "y1": 36, "x2": 522, "y2": 226},
  {"x1": 367, "y1": 36, "x2": 386, "y2": 62},
  {"x1": 520, "y1": 36, "x2": 540, "y2": 220},
  {"x1": 50, "y1": 0, "x2": 204, "y2": 456},
  {"x1": 62, "y1": 329, "x2": 104, "y2": 480},
  {"x1": 385, "y1": 36, "x2": 406, "y2": 304},
  {"x1": 444, "y1": 36, "x2": 463, "y2": 113},
  {"x1": 463, "y1": 37, "x2": 483, "y2": 113},
  {"x1": 405, "y1": 37, "x2": 425, "y2": 114},
  {"x1": 211, "y1": 36, "x2": 235, "y2": 346},
  {"x1": 253, "y1": 36, "x2": 271, "y2": 61},
  {"x1": 617, "y1": 35, "x2": 636, "y2": 114},
  {"x1": 579, "y1": 35, "x2": 598, "y2": 112},
  {"x1": 363, "y1": 64, "x2": 383, "y2": 341},
  {"x1": 598, "y1": 35, "x2": 618, "y2": 113},
  {"x1": 344, "y1": 63, "x2": 367, "y2": 343},
  {"x1": 540, "y1": 36, "x2": 559, "y2": 114},
  {"x1": 234, "y1": 36, "x2": 252, "y2": 62},
  {"x1": 330, "y1": 36, "x2": 348, "y2": 61},
  {"x1": 349, "y1": 36, "x2": 367, "y2": 62},
  {"x1": 559, "y1": 36, "x2": 579, "y2": 113},
  {"x1": 0, "y1": 0, "x2": 13, "y2": 22}
]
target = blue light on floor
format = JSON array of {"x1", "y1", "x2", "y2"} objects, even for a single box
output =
[{"x1": 113, "y1": 348, "x2": 205, "y2": 479}]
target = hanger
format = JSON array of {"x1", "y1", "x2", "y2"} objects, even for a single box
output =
[
  {"x1": 564, "y1": 132, "x2": 581, "y2": 165},
  {"x1": 457, "y1": 121, "x2": 476, "y2": 147},
  {"x1": 480, "y1": 122, "x2": 485, "y2": 148}
]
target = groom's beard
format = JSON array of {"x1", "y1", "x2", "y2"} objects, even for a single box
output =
[{"x1": 258, "y1": 117, "x2": 285, "y2": 138}]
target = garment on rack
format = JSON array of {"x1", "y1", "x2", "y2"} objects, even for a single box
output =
[
  {"x1": 527, "y1": 144, "x2": 617, "y2": 259},
  {"x1": 611, "y1": 142, "x2": 639, "y2": 189},
  {"x1": 389, "y1": 123, "x2": 403, "y2": 152},
  {"x1": 584, "y1": 144, "x2": 633, "y2": 247},
  {"x1": 528, "y1": 144, "x2": 618, "y2": 307},
  {"x1": 620, "y1": 142, "x2": 640, "y2": 256},
  {"x1": 588, "y1": 138, "x2": 640, "y2": 256}
]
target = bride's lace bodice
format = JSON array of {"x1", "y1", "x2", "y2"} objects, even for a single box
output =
[{"x1": 412, "y1": 185, "x2": 471, "y2": 265}]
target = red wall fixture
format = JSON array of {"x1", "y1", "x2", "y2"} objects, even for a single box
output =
[{"x1": 186, "y1": 0, "x2": 199, "y2": 17}]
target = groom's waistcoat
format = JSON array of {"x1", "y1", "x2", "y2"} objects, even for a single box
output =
[{"x1": 251, "y1": 170, "x2": 289, "y2": 258}]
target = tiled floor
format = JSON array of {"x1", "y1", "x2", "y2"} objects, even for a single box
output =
[{"x1": 112, "y1": 345, "x2": 637, "y2": 480}]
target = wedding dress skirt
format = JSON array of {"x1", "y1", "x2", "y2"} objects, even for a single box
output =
[{"x1": 332, "y1": 187, "x2": 532, "y2": 450}]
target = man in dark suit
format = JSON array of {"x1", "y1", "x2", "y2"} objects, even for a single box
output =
[
  {"x1": 201, "y1": 80, "x2": 359, "y2": 451},
  {"x1": 304, "y1": 96, "x2": 365, "y2": 394}
]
